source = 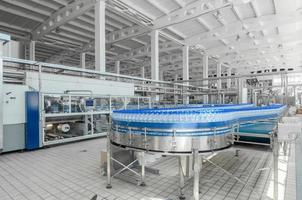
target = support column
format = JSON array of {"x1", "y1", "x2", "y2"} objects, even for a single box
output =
[
  {"x1": 140, "y1": 152, "x2": 146, "y2": 186},
  {"x1": 106, "y1": 133, "x2": 112, "y2": 189},
  {"x1": 203, "y1": 55, "x2": 209, "y2": 103},
  {"x1": 29, "y1": 41, "x2": 35, "y2": 61},
  {"x1": 95, "y1": 0, "x2": 106, "y2": 73},
  {"x1": 115, "y1": 61, "x2": 120, "y2": 74},
  {"x1": 141, "y1": 66, "x2": 145, "y2": 79},
  {"x1": 151, "y1": 30, "x2": 159, "y2": 102},
  {"x1": 159, "y1": 70, "x2": 164, "y2": 81},
  {"x1": 234, "y1": 71, "x2": 238, "y2": 89},
  {"x1": 174, "y1": 74, "x2": 179, "y2": 104},
  {"x1": 115, "y1": 60, "x2": 120, "y2": 81},
  {"x1": 273, "y1": 135, "x2": 279, "y2": 200},
  {"x1": 183, "y1": 45, "x2": 189, "y2": 104},
  {"x1": 193, "y1": 149, "x2": 201, "y2": 200},
  {"x1": 216, "y1": 61, "x2": 222, "y2": 90},
  {"x1": 80, "y1": 52, "x2": 86, "y2": 69},
  {"x1": 216, "y1": 61, "x2": 222, "y2": 103},
  {"x1": 151, "y1": 30, "x2": 159, "y2": 81},
  {"x1": 178, "y1": 156, "x2": 185, "y2": 200},
  {"x1": 238, "y1": 78, "x2": 247, "y2": 103},
  {"x1": 227, "y1": 68, "x2": 232, "y2": 89}
]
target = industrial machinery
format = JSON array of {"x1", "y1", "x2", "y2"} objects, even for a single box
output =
[
  {"x1": 105, "y1": 103, "x2": 286, "y2": 199},
  {"x1": 25, "y1": 91, "x2": 151, "y2": 149}
]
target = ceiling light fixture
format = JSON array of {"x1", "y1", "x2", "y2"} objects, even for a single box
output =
[
  {"x1": 242, "y1": 24, "x2": 248, "y2": 31},
  {"x1": 253, "y1": 40, "x2": 259, "y2": 45},
  {"x1": 214, "y1": 10, "x2": 222, "y2": 20},
  {"x1": 202, "y1": 3, "x2": 210, "y2": 10},
  {"x1": 236, "y1": 35, "x2": 240, "y2": 41}
]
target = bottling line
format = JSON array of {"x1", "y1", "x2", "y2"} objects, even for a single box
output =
[{"x1": 105, "y1": 103, "x2": 286, "y2": 199}]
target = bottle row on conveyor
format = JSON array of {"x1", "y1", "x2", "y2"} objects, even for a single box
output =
[{"x1": 110, "y1": 104, "x2": 286, "y2": 153}]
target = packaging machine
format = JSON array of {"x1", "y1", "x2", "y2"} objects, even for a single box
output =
[{"x1": 1, "y1": 69, "x2": 150, "y2": 152}]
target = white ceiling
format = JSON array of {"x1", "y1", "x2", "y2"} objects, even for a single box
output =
[{"x1": 0, "y1": 0, "x2": 301, "y2": 80}]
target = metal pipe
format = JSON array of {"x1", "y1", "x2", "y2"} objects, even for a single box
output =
[
  {"x1": 193, "y1": 149, "x2": 200, "y2": 200},
  {"x1": 140, "y1": 151, "x2": 146, "y2": 186},
  {"x1": 106, "y1": 130, "x2": 112, "y2": 189},
  {"x1": 273, "y1": 134, "x2": 279, "y2": 200},
  {"x1": 178, "y1": 156, "x2": 185, "y2": 200}
]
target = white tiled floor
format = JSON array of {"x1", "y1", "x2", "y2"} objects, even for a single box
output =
[{"x1": 0, "y1": 138, "x2": 296, "y2": 200}]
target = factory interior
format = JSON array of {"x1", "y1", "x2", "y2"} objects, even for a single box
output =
[{"x1": 0, "y1": 0, "x2": 301, "y2": 199}]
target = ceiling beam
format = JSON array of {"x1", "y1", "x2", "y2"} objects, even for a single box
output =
[
  {"x1": 0, "y1": 22, "x2": 31, "y2": 33},
  {"x1": 185, "y1": 10, "x2": 300, "y2": 46},
  {"x1": 220, "y1": 42, "x2": 302, "y2": 60},
  {"x1": 224, "y1": 48, "x2": 302, "y2": 65},
  {"x1": 153, "y1": 0, "x2": 231, "y2": 30},
  {"x1": 173, "y1": 0, "x2": 186, "y2": 8},
  {"x1": 1, "y1": 0, "x2": 52, "y2": 16},
  {"x1": 206, "y1": 30, "x2": 302, "y2": 56},
  {"x1": 45, "y1": 24, "x2": 149, "y2": 63},
  {"x1": 0, "y1": 5, "x2": 44, "y2": 22},
  {"x1": 32, "y1": 0, "x2": 97, "y2": 40},
  {"x1": 115, "y1": 41, "x2": 181, "y2": 61}
]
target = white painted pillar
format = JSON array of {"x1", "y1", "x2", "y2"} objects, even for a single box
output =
[
  {"x1": 160, "y1": 70, "x2": 164, "y2": 81},
  {"x1": 151, "y1": 30, "x2": 159, "y2": 81},
  {"x1": 115, "y1": 61, "x2": 120, "y2": 74},
  {"x1": 203, "y1": 54, "x2": 209, "y2": 103},
  {"x1": 151, "y1": 30, "x2": 159, "y2": 102},
  {"x1": 115, "y1": 60, "x2": 120, "y2": 81},
  {"x1": 234, "y1": 71, "x2": 238, "y2": 89},
  {"x1": 183, "y1": 45, "x2": 189, "y2": 104},
  {"x1": 94, "y1": 0, "x2": 106, "y2": 73},
  {"x1": 217, "y1": 61, "x2": 222, "y2": 104},
  {"x1": 227, "y1": 68, "x2": 232, "y2": 88},
  {"x1": 80, "y1": 52, "x2": 86, "y2": 69},
  {"x1": 216, "y1": 61, "x2": 222, "y2": 90},
  {"x1": 29, "y1": 41, "x2": 35, "y2": 61},
  {"x1": 174, "y1": 74, "x2": 179, "y2": 104},
  {"x1": 141, "y1": 66, "x2": 145, "y2": 79}
]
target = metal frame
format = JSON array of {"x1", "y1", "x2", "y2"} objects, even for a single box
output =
[
  {"x1": 106, "y1": 115, "x2": 283, "y2": 200},
  {"x1": 233, "y1": 119, "x2": 278, "y2": 147},
  {"x1": 32, "y1": 0, "x2": 97, "y2": 41}
]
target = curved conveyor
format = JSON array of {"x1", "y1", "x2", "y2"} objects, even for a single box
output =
[{"x1": 110, "y1": 104, "x2": 286, "y2": 153}]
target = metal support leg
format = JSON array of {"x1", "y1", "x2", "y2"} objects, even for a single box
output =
[
  {"x1": 235, "y1": 149, "x2": 240, "y2": 157},
  {"x1": 193, "y1": 149, "x2": 200, "y2": 200},
  {"x1": 178, "y1": 156, "x2": 185, "y2": 200},
  {"x1": 140, "y1": 151, "x2": 146, "y2": 186},
  {"x1": 273, "y1": 136, "x2": 278, "y2": 200},
  {"x1": 106, "y1": 135, "x2": 112, "y2": 189}
]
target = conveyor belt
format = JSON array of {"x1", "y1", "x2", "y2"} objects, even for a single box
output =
[
  {"x1": 111, "y1": 104, "x2": 285, "y2": 152},
  {"x1": 238, "y1": 122, "x2": 276, "y2": 134}
]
